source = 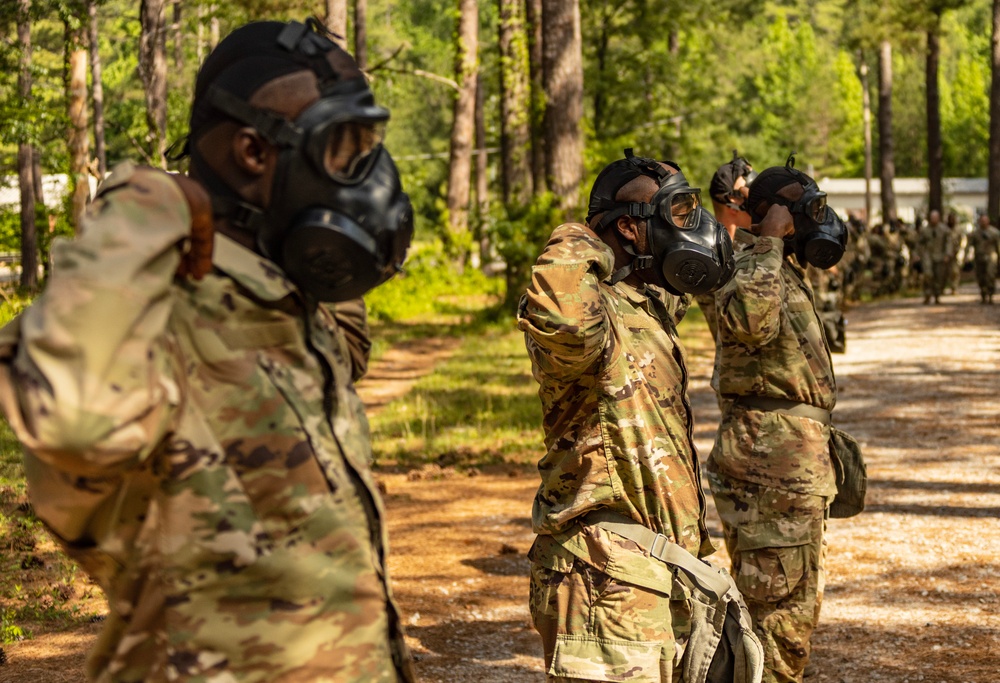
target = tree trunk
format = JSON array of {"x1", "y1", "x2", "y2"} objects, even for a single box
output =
[
  {"x1": 17, "y1": 0, "x2": 38, "y2": 289},
  {"x1": 196, "y1": 2, "x2": 205, "y2": 64},
  {"x1": 354, "y1": 0, "x2": 367, "y2": 69},
  {"x1": 592, "y1": 11, "x2": 609, "y2": 139},
  {"x1": 209, "y1": 4, "x2": 219, "y2": 51},
  {"x1": 66, "y1": 11, "x2": 91, "y2": 234},
  {"x1": 326, "y1": 0, "x2": 348, "y2": 49},
  {"x1": 989, "y1": 0, "x2": 1000, "y2": 224},
  {"x1": 32, "y1": 148, "x2": 45, "y2": 210},
  {"x1": 172, "y1": 0, "x2": 183, "y2": 70},
  {"x1": 878, "y1": 39, "x2": 897, "y2": 225},
  {"x1": 926, "y1": 23, "x2": 943, "y2": 214},
  {"x1": 525, "y1": 0, "x2": 546, "y2": 194},
  {"x1": 445, "y1": 0, "x2": 479, "y2": 260},
  {"x1": 474, "y1": 72, "x2": 489, "y2": 268},
  {"x1": 541, "y1": 0, "x2": 584, "y2": 216},
  {"x1": 88, "y1": 0, "x2": 108, "y2": 176},
  {"x1": 140, "y1": 0, "x2": 168, "y2": 168},
  {"x1": 498, "y1": 0, "x2": 532, "y2": 207},
  {"x1": 860, "y1": 56, "x2": 873, "y2": 226}
]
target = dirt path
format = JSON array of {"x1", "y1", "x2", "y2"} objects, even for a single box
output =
[
  {"x1": 2, "y1": 286, "x2": 999, "y2": 682},
  {"x1": 356, "y1": 336, "x2": 463, "y2": 416}
]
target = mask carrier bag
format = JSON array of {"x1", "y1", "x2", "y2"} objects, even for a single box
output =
[{"x1": 584, "y1": 509, "x2": 764, "y2": 683}]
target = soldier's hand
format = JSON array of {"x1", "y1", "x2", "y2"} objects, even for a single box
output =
[
  {"x1": 757, "y1": 204, "x2": 794, "y2": 239},
  {"x1": 171, "y1": 174, "x2": 214, "y2": 280}
]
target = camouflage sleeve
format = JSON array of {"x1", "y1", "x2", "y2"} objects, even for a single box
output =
[
  {"x1": 328, "y1": 299, "x2": 372, "y2": 382},
  {"x1": 667, "y1": 292, "x2": 692, "y2": 325},
  {"x1": 517, "y1": 223, "x2": 614, "y2": 379},
  {"x1": 716, "y1": 235, "x2": 785, "y2": 346},
  {"x1": 0, "y1": 162, "x2": 189, "y2": 478}
]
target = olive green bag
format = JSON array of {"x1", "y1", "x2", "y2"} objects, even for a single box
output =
[{"x1": 829, "y1": 427, "x2": 867, "y2": 518}]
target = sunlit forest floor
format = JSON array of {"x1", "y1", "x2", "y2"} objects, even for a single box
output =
[{"x1": 1, "y1": 283, "x2": 999, "y2": 681}]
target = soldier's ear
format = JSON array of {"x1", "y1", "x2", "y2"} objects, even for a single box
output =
[{"x1": 615, "y1": 215, "x2": 640, "y2": 245}]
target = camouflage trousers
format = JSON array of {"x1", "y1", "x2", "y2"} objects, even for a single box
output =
[
  {"x1": 708, "y1": 473, "x2": 828, "y2": 683},
  {"x1": 922, "y1": 260, "x2": 948, "y2": 300},
  {"x1": 975, "y1": 260, "x2": 998, "y2": 298},
  {"x1": 529, "y1": 558, "x2": 692, "y2": 682}
]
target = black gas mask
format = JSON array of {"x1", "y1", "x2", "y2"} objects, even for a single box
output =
[
  {"x1": 777, "y1": 186, "x2": 846, "y2": 269},
  {"x1": 752, "y1": 155, "x2": 847, "y2": 270},
  {"x1": 188, "y1": 20, "x2": 413, "y2": 302},
  {"x1": 593, "y1": 150, "x2": 735, "y2": 295}
]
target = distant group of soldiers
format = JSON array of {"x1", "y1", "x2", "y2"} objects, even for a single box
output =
[{"x1": 833, "y1": 210, "x2": 1000, "y2": 305}]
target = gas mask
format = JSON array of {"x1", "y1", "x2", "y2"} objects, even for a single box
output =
[
  {"x1": 190, "y1": 21, "x2": 413, "y2": 302},
  {"x1": 594, "y1": 150, "x2": 735, "y2": 295},
  {"x1": 773, "y1": 180, "x2": 847, "y2": 270}
]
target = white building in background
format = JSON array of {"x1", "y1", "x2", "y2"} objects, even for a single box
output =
[
  {"x1": 820, "y1": 177, "x2": 988, "y2": 225},
  {"x1": 0, "y1": 174, "x2": 99, "y2": 209}
]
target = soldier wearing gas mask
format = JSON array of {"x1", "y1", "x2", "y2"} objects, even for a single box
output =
[
  {"x1": 708, "y1": 158, "x2": 848, "y2": 683},
  {"x1": 699, "y1": 151, "x2": 757, "y2": 341},
  {"x1": 0, "y1": 20, "x2": 414, "y2": 683},
  {"x1": 519, "y1": 151, "x2": 763, "y2": 683}
]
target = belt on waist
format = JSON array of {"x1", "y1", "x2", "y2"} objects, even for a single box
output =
[
  {"x1": 734, "y1": 395, "x2": 832, "y2": 425},
  {"x1": 582, "y1": 509, "x2": 730, "y2": 600}
]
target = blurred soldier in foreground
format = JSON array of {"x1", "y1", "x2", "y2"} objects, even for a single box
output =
[
  {"x1": 0, "y1": 20, "x2": 415, "y2": 682},
  {"x1": 519, "y1": 150, "x2": 762, "y2": 683},
  {"x1": 917, "y1": 209, "x2": 951, "y2": 304},
  {"x1": 709, "y1": 158, "x2": 846, "y2": 683},
  {"x1": 970, "y1": 214, "x2": 1000, "y2": 304}
]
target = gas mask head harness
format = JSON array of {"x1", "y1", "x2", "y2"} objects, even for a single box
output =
[
  {"x1": 586, "y1": 148, "x2": 735, "y2": 296},
  {"x1": 748, "y1": 153, "x2": 847, "y2": 270},
  {"x1": 710, "y1": 149, "x2": 757, "y2": 212},
  {"x1": 182, "y1": 19, "x2": 413, "y2": 302}
]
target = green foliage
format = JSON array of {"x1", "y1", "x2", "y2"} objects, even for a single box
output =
[
  {"x1": 364, "y1": 241, "x2": 503, "y2": 322},
  {"x1": 0, "y1": 293, "x2": 32, "y2": 327},
  {"x1": 0, "y1": 0, "x2": 993, "y2": 286}
]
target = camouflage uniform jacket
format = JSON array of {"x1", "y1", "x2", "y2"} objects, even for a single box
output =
[
  {"x1": 917, "y1": 222, "x2": 952, "y2": 264},
  {"x1": 0, "y1": 163, "x2": 413, "y2": 683},
  {"x1": 708, "y1": 231, "x2": 837, "y2": 497},
  {"x1": 518, "y1": 223, "x2": 713, "y2": 595},
  {"x1": 970, "y1": 225, "x2": 1000, "y2": 265}
]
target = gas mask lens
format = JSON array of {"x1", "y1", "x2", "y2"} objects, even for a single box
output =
[
  {"x1": 806, "y1": 193, "x2": 828, "y2": 222},
  {"x1": 669, "y1": 191, "x2": 701, "y2": 228},
  {"x1": 321, "y1": 121, "x2": 386, "y2": 182}
]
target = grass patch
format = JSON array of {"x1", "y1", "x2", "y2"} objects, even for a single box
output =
[
  {"x1": 0, "y1": 420, "x2": 106, "y2": 644},
  {"x1": 370, "y1": 319, "x2": 544, "y2": 470}
]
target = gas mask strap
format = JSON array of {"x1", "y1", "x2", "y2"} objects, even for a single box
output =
[
  {"x1": 609, "y1": 239, "x2": 654, "y2": 285},
  {"x1": 610, "y1": 255, "x2": 654, "y2": 285},
  {"x1": 205, "y1": 86, "x2": 303, "y2": 147},
  {"x1": 594, "y1": 202, "x2": 654, "y2": 233}
]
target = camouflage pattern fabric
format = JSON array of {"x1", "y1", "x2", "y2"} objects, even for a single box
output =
[
  {"x1": 529, "y1": 538, "x2": 693, "y2": 683},
  {"x1": 0, "y1": 162, "x2": 413, "y2": 683},
  {"x1": 518, "y1": 222, "x2": 713, "y2": 681},
  {"x1": 694, "y1": 292, "x2": 720, "y2": 342},
  {"x1": 947, "y1": 227, "x2": 967, "y2": 293},
  {"x1": 970, "y1": 223, "x2": 1000, "y2": 300},
  {"x1": 708, "y1": 231, "x2": 836, "y2": 683},
  {"x1": 708, "y1": 473, "x2": 826, "y2": 683}
]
